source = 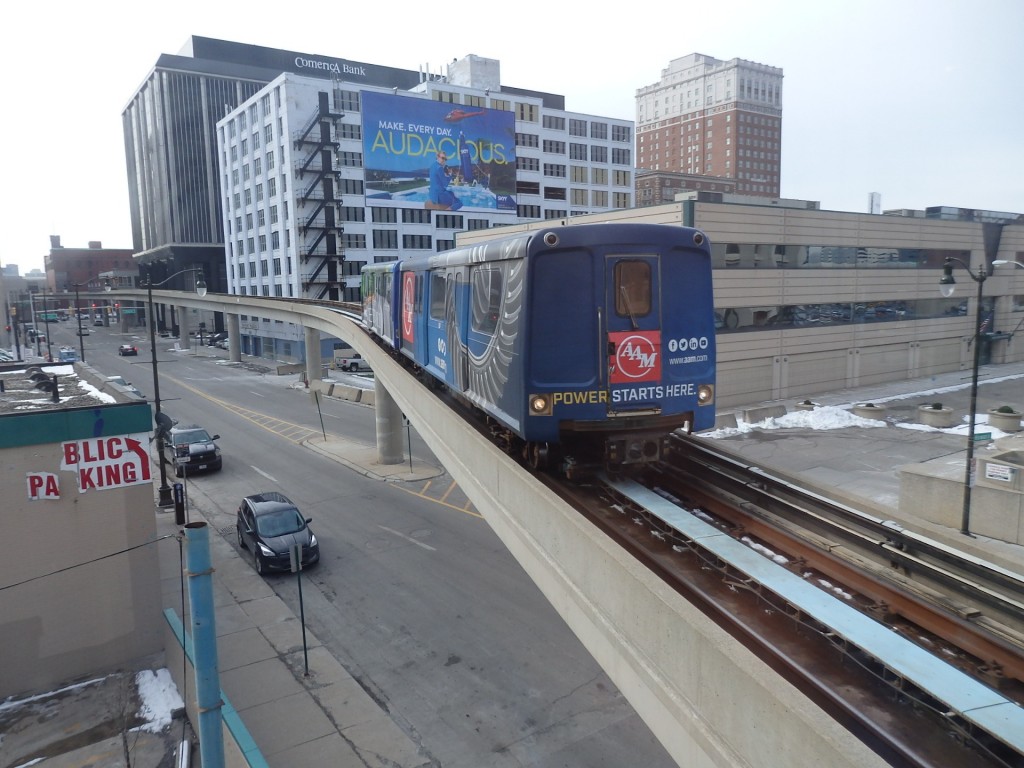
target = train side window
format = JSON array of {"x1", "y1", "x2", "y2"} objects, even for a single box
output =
[
  {"x1": 471, "y1": 267, "x2": 502, "y2": 335},
  {"x1": 429, "y1": 273, "x2": 446, "y2": 320},
  {"x1": 615, "y1": 260, "x2": 652, "y2": 316}
]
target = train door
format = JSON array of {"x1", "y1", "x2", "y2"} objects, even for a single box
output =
[
  {"x1": 604, "y1": 256, "x2": 662, "y2": 404},
  {"x1": 424, "y1": 270, "x2": 453, "y2": 384}
]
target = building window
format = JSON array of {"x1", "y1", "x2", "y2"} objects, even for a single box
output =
[
  {"x1": 338, "y1": 123, "x2": 362, "y2": 139},
  {"x1": 543, "y1": 186, "x2": 567, "y2": 201},
  {"x1": 270, "y1": 205, "x2": 278, "y2": 224},
  {"x1": 435, "y1": 214, "x2": 464, "y2": 229},
  {"x1": 612, "y1": 125, "x2": 632, "y2": 142},
  {"x1": 517, "y1": 180, "x2": 540, "y2": 195},
  {"x1": 342, "y1": 233, "x2": 366, "y2": 249},
  {"x1": 590, "y1": 146, "x2": 608, "y2": 163},
  {"x1": 264, "y1": 124, "x2": 273, "y2": 143},
  {"x1": 612, "y1": 148, "x2": 631, "y2": 165},
  {"x1": 544, "y1": 209, "x2": 567, "y2": 219},
  {"x1": 592, "y1": 190, "x2": 608, "y2": 206},
  {"x1": 543, "y1": 140, "x2": 565, "y2": 154},
  {"x1": 254, "y1": 157, "x2": 262, "y2": 175},
  {"x1": 515, "y1": 133, "x2": 539, "y2": 148},
  {"x1": 433, "y1": 90, "x2": 458, "y2": 103},
  {"x1": 372, "y1": 229, "x2": 398, "y2": 249},
  {"x1": 516, "y1": 156, "x2": 539, "y2": 172},
  {"x1": 255, "y1": 184, "x2": 263, "y2": 202},
  {"x1": 464, "y1": 94, "x2": 485, "y2": 107},
  {"x1": 571, "y1": 188, "x2": 588, "y2": 206},
  {"x1": 402, "y1": 208, "x2": 431, "y2": 224},
  {"x1": 339, "y1": 151, "x2": 362, "y2": 167},
  {"x1": 337, "y1": 90, "x2": 360, "y2": 111},
  {"x1": 403, "y1": 234, "x2": 432, "y2": 249},
  {"x1": 467, "y1": 219, "x2": 489, "y2": 230},
  {"x1": 271, "y1": 231, "x2": 280, "y2": 249},
  {"x1": 341, "y1": 206, "x2": 365, "y2": 222},
  {"x1": 258, "y1": 235, "x2": 267, "y2": 252},
  {"x1": 340, "y1": 178, "x2": 364, "y2": 195},
  {"x1": 516, "y1": 102, "x2": 538, "y2": 122},
  {"x1": 613, "y1": 170, "x2": 631, "y2": 186},
  {"x1": 517, "y1": 204, "x2": 541, "y2": 218},
  {"x1": 590, "y1": 122, "x2": 608, "y2": 140},
  {"x1": 436, "y1": 239, "x2": 455, "y2": 252},
  {"x1": 371, "y1": 207, "x2": 398, "y2": 223},
  {"x1": 245, "y1": 213, "x2": 253, "y2": 229},
  {"x1": 613, "y1": 192, "x2": 631, "y2": 208},
  {"x1": 268, "y1": 177, "x2": 276, "y2": 197},
  {"x1": 252, "y1": 131, "x2": 260, "y2": 149},
  {"x1": 569, "y1": 119, "x2": 587, "y2": 137},
  {"x1": 569, "y1": 143, "x2": 587, "y2": 160},
  {"x1": 489, "y1": 98, "x2": 510, "y2": 111},
  {"x1": 266, "y1": 151, "x2": 275, "y2": 170},
  {"x1": 542, "y1": 115, "x2": 565, "y2": 130},
  {"x1": 543, "y1": 164, "x2": 566, "y2": 178},
  {"x1": 570, "y1": 166, "x2": 588, "y2": 183},
  {"x1": 257, "y1": 209, "x2": 265, "y2": 226}
]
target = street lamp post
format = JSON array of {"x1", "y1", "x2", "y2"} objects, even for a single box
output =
[
  {"x1": 146, "y1": 267, "x2": 207, "y2": 507},
  {"x1": 66, "y1": 278, "x2": 112, "y2": 363},
  {"x1": 938, "y1": 256, "x2": 995, "y2": 536}
]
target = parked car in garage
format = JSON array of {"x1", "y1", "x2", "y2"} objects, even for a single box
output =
[
  {"x1": 118, "y1": 344, "x2": 138, "y2": 356},
  {"x1": 236, "y1": 491, "x2": 320, "y2": 574},
  {"x1": 164, "y1": 424, "x2": 222, "y2": 477}
]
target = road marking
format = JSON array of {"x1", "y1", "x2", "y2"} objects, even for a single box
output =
[
  {"x1": 251, "y1": 466, "x2": 278, "y2": 483},
  {"x1": 249, "y1": 391, "x2": 265, "y2": 397},
  {"x1": 378, "y1": 525, "x2": 436, "y2": 551}
]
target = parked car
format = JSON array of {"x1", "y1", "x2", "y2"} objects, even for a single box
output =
[
  {"x1": 76, "y1": 327, "x2": 90, "y2": 336},
  {"x1": 205, "y1": 331, "x2": 228, "y2": 346},
  {"x1": 236, "y1": 491, "x2": 320, "y2": 574},
  {"x1": 58, "y1": 347, "x2": 78, "y2": 362},
  {"x1": 164, "y1": 424, "x2": 222, "y2": 477},
  {"x1": 215, "y1": 338, "x2": 230, "y2": 350},
  {"x1": 117, "y1": 344, "x2": 139, "y2": 356}
]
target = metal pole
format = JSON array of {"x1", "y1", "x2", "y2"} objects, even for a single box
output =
[
  {"x1": 184, "y1": 522, "x2": 225, "y2": 768},
  {"x1": 961, "y1": 271, "x2": 985, "y2": 536},
  {"x1": 149, "y1": 280, "x2": 173, "y2": 507},
  {"x1": 42, "y1": 295, "x2": 52, "y2": 362},
  {"x1": 75, "y1": 285, "x2": 86, "y2": 362}
]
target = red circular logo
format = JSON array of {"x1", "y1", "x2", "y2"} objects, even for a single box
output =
[{"x1": 615, "y1": 334, "x2": 658, "y2": 380}]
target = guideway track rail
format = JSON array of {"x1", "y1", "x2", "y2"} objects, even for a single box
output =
[
  {"x1": 669, "y1": 438, "x2": 1024, "y2": 681},
  {"x1": 596, "y1": 474, "x2": 1024, "y2": 767}
]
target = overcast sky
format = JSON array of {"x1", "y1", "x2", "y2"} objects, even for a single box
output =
[{"x1": 2, "y1": 0, "x2": 1020, "y2": 272}]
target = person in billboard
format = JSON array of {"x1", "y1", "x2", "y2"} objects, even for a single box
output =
[
  {"x1": 427, "y1": 151, "x2": 463, "y2": 210},
  {"x1": 458, "y1": 132, "x2": 475, "y2": 185}
]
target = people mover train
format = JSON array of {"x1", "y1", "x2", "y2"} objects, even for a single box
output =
[{"x1": 361, "y1": 223, "x2": 716, "y2": 477}]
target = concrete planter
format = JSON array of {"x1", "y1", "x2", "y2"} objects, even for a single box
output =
[
  {"x1": 852, "y1": 404, "x2": 887, "y2": 421},
  {"x1": 917, "y1": 405, "x2": 956, "y2": 428},
  {"x1": 988, "y1": 409, "x2": 1023, "y2": 433}
]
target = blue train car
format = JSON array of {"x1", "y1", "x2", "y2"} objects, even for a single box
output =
[{"x1": 362, "y1": 223, "x2": 715, "y2": 475}]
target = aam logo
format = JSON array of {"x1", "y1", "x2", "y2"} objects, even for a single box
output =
[{"x1": 609, "y1": 331, "x2": 661, "y2": 383}]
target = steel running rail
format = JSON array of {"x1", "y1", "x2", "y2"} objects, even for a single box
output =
[{"x1": 603, "y1": 474, "x2": 1024, "y2": 762}]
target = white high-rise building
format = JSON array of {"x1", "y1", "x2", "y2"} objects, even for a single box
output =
[{"x1": 217, "y1": 56, "x2": 635, "y2": 360}]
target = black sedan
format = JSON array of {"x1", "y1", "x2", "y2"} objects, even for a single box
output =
[
  {"x1": 117, "y1": 344, "x2": 138, "y2": 356},
  {"x1": 236, "y1": 492, "x2": 320, "y2": 575}
]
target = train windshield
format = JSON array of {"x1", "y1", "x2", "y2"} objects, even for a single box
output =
[{"x1": 614, "y1": 260, "x2": 652, "y2": 326}]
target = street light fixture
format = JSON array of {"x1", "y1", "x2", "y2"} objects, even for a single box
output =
[
  {"x1": 938, "y1": 256, "x2": 996, "y2": 536},
  {"x1": 145, "y1": 267, "x2": 208, "y2": 507},
  {"x1": 66, "y1": 278, "x2": 112, "y2": 363}
]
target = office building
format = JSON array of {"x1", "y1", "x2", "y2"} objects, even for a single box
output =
[
  {"x1": 217, "y1": 57, "x2": 634, "y2": 360},
  {"x1": 636, "y1": 54, "x2": 783, "y2": 199}
]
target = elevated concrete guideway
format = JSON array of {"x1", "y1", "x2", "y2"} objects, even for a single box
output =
[{"x1": 111, "y1": 289, "x2": 885, "y2": 768}]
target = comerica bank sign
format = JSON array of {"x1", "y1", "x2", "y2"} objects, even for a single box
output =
[{"x1": 295, "y1": 57, "x2": 367, "y2": 78}]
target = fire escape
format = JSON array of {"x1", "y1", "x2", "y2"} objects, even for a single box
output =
[{"x1": 296, "y1": 91, "x2": 345, "y2": 301}]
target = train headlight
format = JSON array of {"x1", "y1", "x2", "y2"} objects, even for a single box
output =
[
  {"x1": 529, "y1": 394, "x2": 552, "y2": 416},
  {"x1": 697, "y1": 384, "x2": 715, "y2": 405}
]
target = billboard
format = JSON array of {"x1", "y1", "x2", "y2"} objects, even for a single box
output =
[{"x1": 362, "y1": 92, "x2": 517, "y2": 213}]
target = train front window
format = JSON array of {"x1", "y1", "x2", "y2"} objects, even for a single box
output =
[{"x1": 615, "y1": 260, "x2": 652, "y2": 317}]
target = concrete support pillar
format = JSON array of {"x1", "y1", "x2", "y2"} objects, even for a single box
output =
[
  {"x1": 176, "y1": 305, "x2": 190, "y2": 347},
  {"x1": 227, "y1": 314, "x2": 241, "y2": 362},
  {"x1": 304, "y1": 326, "x2": 321, "y2": 383},
  {"x1": 374, "y1": 380, "x2": 404, "y2": 465}
]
